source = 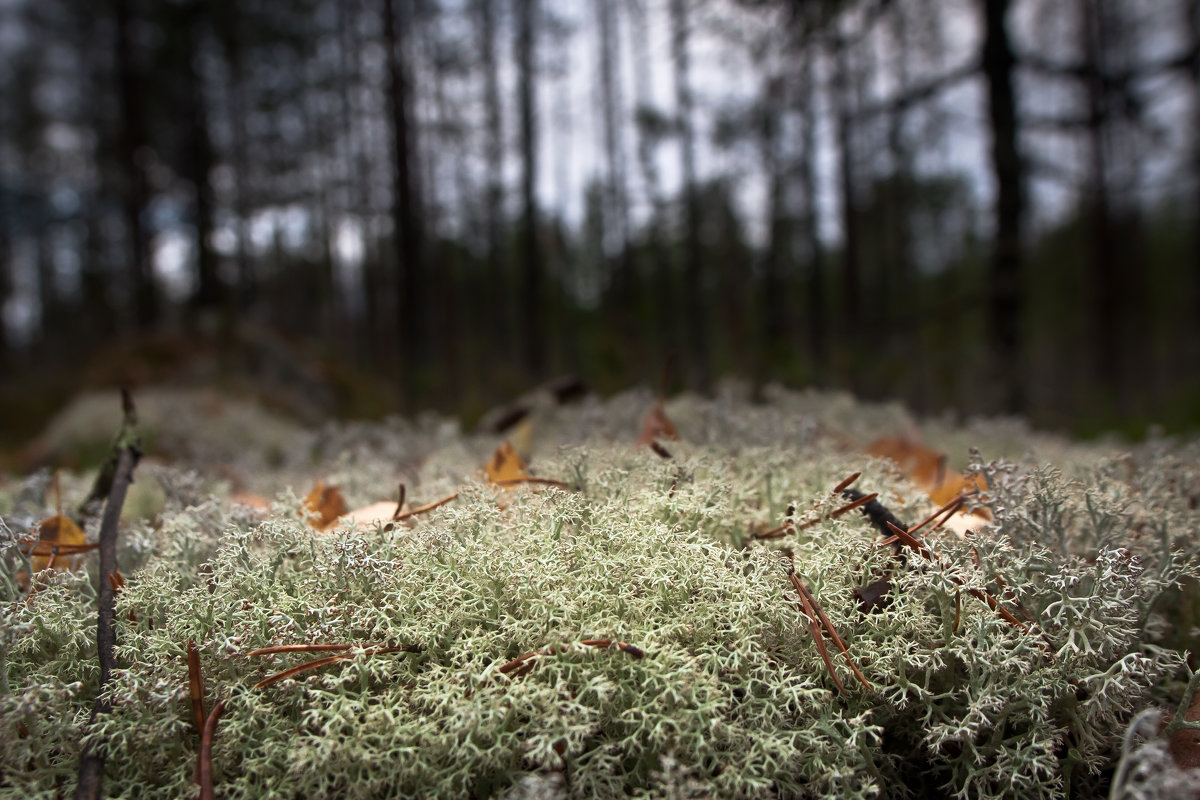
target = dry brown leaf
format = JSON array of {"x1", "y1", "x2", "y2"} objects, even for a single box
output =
[
  {"x1": 866, "y1": 437, "x2": 988, "y2": 528},
  {"x1": 485, "y1": 442, "x2": 528, "y2": 484},
  {"x1": 636, "y1": 401, "x2": 679, "y2": 446},
  {"x1": 302, "y1": 480, "x2": 349, "y2": 531}
]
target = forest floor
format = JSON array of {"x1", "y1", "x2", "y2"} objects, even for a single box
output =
[{"x1": 2, "y1": 381, "x2": 1199, "y2": 798}]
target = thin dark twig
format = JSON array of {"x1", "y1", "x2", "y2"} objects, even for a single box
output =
[
  {"x1": 498, "y1": 639, "x2": 645, "y2": 679},
  {"x1": 197, "y1": 697, "x2": 228, "y2": 800},
  {"x1": 832, "y1": 471, "x2": 862, "y2": 494},
  {"x1": 251, "y1": 645, "x2": 419, "y2": 690},
  {"x1": 393, "y1": 492, "x2": 459, "y2": 521},
  {"x1": 793, "y1": 492, "x2": 879, "y2": 532},
  {"x1": 791, "y1": 575, "x2": 847, "y2": 695},
  {"x1": 188, "y1": 640, "x2": 206, "y2": 732},
  {"x1": 493, "y1": 476, "x2": 571, "y2": 489},
  {"x1": 392, "y1": 483, "x2": 407, "y2": 520},
  {"x1": 74, "y1": 401, "x2": 141, "y2": 800},
  {"x1": 884, "y1": 521, "x2": 1028, "y2": 633},
  {"x1": 791, "y1": 575, "x2": 872, "y2": 690},
  {"x1": 908, "y1": 495, "x2": 967, "y2": 536}
]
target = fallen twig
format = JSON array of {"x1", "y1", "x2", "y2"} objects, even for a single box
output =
[
  {"x1": 187, "y1": 640, "x2": 206, "y2": 733},
  {"x1": 393, "y1": 492, "x2": 459, "y2": 521},
  {"x1": 75, "y1": 389, "x2": 141, "y2": 800},
  {"x1": 755, "y1": 492, "x2": 879, "y2": 540},
  {"x1": 789, "y1": 572, "x2": 872, "y2": 693},
  {"x1": 492, "y1": 476, "x2": 571, "y2": 490},
  {"x1": 195, "y1": 641, "x2": 421, "y2": 797},
  {"x1": 498, "y1": 639, "x2": 645, "y2": 679}
]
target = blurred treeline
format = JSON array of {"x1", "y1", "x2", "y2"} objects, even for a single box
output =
[{"x1": 1, "y1": 0, "x2": 1199, "y2": 438}]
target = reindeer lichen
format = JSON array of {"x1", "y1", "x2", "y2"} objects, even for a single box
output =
[{"x1": 2, "y1": 387, "x2": 1198, "y2": 798}]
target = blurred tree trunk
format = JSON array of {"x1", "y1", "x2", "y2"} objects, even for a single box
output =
[
  {"x1": 0, "y1": 213, "x2": 8, "y2": 363},
  {"x1": 628, "y1": 0, "x2": 676, "y2": 375},
  {"x1": 215, "y1": 4, "x2": 256, "y2": 312},
  {"x1": 1188, "y1": 0, "x2": 1200, "y2": 375},
  {"x1": 516, "y1": 0, "x2": 545, "y2": 379},
  {"x1": 182, "y1": 3, "x2": 223, "y2": 313},
  {"x1": 596, "y1": 0, "x2": 632, "y2": 309},
  {"x1": 671, "y1": 0, "x2": 709, "y2": 391},
  {"x1": 382, "y1": 0, "x2": 426, "y2": 407},
  {"x1": 798, "y1": 44, "x2": 827, "y2": 386},
  {"x1": 758, "y1": 74, "x2": 787, "y2": 388},
  {"x1": 478, "y1": 0, "x2": 511, "y2": 367},
  {"x1": 113, "y1": 0, "x2": 157, "y2": 329},
  {"x1": 981, "y1": 0, "x2": 1025, "y2": 413},
  {"x1": 832, "y1": 30, "x2": 861, "y2": 391},
  {"x1": 1081, "y1": 0, "x2": 1124, "y2": 413}
]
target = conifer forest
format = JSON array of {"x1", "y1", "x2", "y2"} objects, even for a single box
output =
[{"x1": 1, "y1": 0, "x2": 1199, "y2": 435}]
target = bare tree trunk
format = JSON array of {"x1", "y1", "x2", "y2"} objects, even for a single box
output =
[
  {"x1": 382, "y1": 0, "x2": 426, "y2": 408},
  {"x1": 981, "y1": 0, "x2": 1025, "y2": 413},
  {"x1": 832, "y1": 31, "x2": 861, "y2": 391},
  {"x1": 671, "y1": 0, "x2": 709, "y2": 391},
  {"x1": 799, "y1": 45, "x2": 827, "y2": 386},
  {"x1": 628, "y1": 0, "x2": 675, "y2": 372},
  {"x1": 478, "y1": 0, "x2": 511, "y2": 366},
  {"x1": 516, "y1": 0, "x2": 545, "y2": 379},
  {"x1": 183, "y1": 3, "x2": 222, "y2": 313},
  {"x1": 113, "y1": 0, "x2": 156, "y2": 329},
  {"x1": 758, "y1": 74, "x2": 787, "y2": 390},
  {"x1": 1186, "y1": 0, "x2": 1200, "y2": 375},
  {"x1": 596, "y1": 0, "x2": 632, "y2": 306},
  {"x1": 215, "y1": 5, "x2": 255, "y2": 313},
  {"x1": 1081, "y1": 0, "x2": 1124, "y2": 414}
]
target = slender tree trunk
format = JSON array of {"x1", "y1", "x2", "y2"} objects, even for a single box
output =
[
  {"x1": 183, "y1": 4, "x2": 222, "y2": 313},
  {"x1": 596, "y1": 0, "x2": 632, "y2": 307},
  {"x1": 516, "y1": 0, "x2": 544, "y2": 378},
  {"x1": 759, "y1": 74, "x2": 787, "y2": 389},
  {"x1": 113, "y1": 0, "x2": 156, "y2": 329},
  {"x1": 671, "y1": 0, "x2": 708, "y2": 391},
  {"x1": 799, "y1": 45, "x2": 827, "y2": 386},
  {"x1": 1080, "y1": 0, "x2": 1124, "y2": 413},
  {"x1": 981, "y1": 0, "x2": 1025, "y2": 413},
  {"x1": 1186, "y1": 0, "x2": 1200, "y2": 375},
  {"x1": 628, "y1": 0, "x2": 675, "y2": 373},
  {"x1": 478, "y1": 0, "x2": 510, "y2": 367},
  {"x1": 215, "y1": 5, "x2": 255, "y2": 312},
  {"x1": 382, "y1": 0, "x2": 426, "y2": 407},
  {"x1": 832, "y1": 32, "x2": 861, "y2": 391}
]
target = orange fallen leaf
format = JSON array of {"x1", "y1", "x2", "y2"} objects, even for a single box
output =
[
  {"x1": 866, "y1": 437, "x2": 988, "y2": 531},
  {"x1": 485, "y1": 442, "x2": 528, "y2": 484},
  {"x1": 302, "y1": 480, "x2": 349, "y2": 531},
  {"x1": 637, "y1": 401, "x2": 679, "y2": 446}
]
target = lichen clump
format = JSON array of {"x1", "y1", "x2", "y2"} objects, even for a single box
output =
[{"x1": 2, "y1": 387, "x2": 1199, "y2": 798}]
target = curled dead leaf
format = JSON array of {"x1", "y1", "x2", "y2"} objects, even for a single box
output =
[{"x1": 302, "y1": 480, "x2": 349, "y2": 531}]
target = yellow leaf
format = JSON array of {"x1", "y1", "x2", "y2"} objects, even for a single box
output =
[{"x1": 485, "y1": 441, "x2": 528, "y2": 484}]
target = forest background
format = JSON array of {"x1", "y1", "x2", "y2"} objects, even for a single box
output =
[{"x1": 2, "y1": 0, "x2": 1198, "y2": 448}]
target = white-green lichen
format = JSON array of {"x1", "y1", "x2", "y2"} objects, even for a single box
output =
[{"x1": 1, "y1": 387, "x2": 1199, "y2": 798}]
